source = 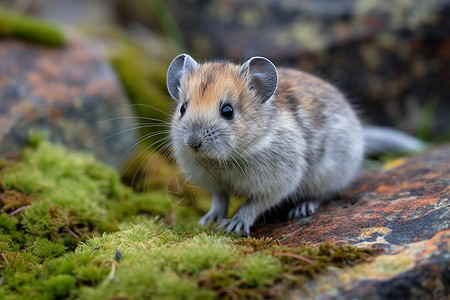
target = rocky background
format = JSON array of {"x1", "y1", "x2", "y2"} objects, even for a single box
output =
[
  {"x1": 164, "y1": 0, "x2": 450, "y2": 140},
  {"x1": 0, "y1": 0, "x2": 449, "y2": 299}
]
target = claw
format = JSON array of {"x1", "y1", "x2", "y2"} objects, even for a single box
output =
[
  {"x1": 216, "y1": 218, "x2": 230, "y2": 230},
  {"x1": 307, "y1": 202, "x2": 317, "y2": 215},
  {"x1": 198, "y1": 216, "x2": 209, "y2": 226},
  {"x1": 301, "y1": 202, "x2": 307, "y2": 217},
  {"x1": 287, "y1": 205, "x2": 303, "y2": 219},
  {"x1": 288, "y1": 201, "x2": 320, "y2": 220},
  {"x1": 217, "y1": 218, "x2": 250, "y2": 236},
  {"x1": 199, "y1": 211, "x2": 226, "y2": 225}
]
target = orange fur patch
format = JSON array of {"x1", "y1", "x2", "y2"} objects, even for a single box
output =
[{"x1": 182, "y1": 62, "x2": 249, "y2": 115}]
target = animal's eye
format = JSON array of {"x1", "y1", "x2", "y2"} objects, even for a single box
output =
[
  {"x1": 180, "y1": 102, "x2": 187, "y2": 116},
  {"x1": 221, "y1": 104, "x2": 234, "y2": 120}
]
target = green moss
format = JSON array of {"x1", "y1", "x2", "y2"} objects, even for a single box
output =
[
  {"x1": 238, "y1": 254, "x2": 283, "y2": 287},
  {"x1": 30, "y1": 238, "x2": 66, "y2": 262},
  {"x1": 44, "y1": 274, "x2": 77, "y2": 299},
  {"x1": 162, "y1": 234, "x2": 239, "y2": 274},
  {"x1": 126, "y1": 190, "x2": 173, "y2": 216},
  {"x1": 0, "y1": 9, "x2": 66, "y2": 47},
  {"x1": 0, "y1": 138, "x2": 177, "y2": 278},
  {"x1": 2, "y1": 141, "x2": 122, "y2": 246},
  {"x1": 0, "y1": 140, "x2": 380, "y2": 299}
]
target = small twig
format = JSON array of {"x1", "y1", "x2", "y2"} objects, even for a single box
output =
[
  {"x1": 107, "y1": 260, "x2": 118, "y2": 281},
  {"x1": 1, "y1": 253, "x2": 10, "y2": 266},
  {"x1": 275, "y1": 252, "x2": 315, "y2": 264},
  {"x1": 8, "y1": 205, "x2": 31, "y2": 217},
  {"x1": 67, "y1": 228, "x2": 80, "y2": 239}
]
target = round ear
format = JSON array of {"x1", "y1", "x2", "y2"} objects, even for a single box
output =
[
  {"x1": 166, "y1": 54, "x2": 199, "y2": 101},
  {"x1": 240, "y1": 56, "x2": 278, "y2": 103}
]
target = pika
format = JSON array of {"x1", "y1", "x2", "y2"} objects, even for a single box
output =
[{"x1": 166, "y1": 54, "x2": 419, "y2": 235}]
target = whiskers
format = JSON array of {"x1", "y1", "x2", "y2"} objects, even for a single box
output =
[{"x1": 92, "y1": 103, "x2": 178, "y2": 193}]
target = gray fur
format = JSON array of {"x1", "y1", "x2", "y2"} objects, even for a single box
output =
[{"x1": 168, "y1": 55, "x2": 364, "y2": 235}]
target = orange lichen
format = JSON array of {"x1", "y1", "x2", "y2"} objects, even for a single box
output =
[{"x1": 375, "y1": 182, "x2": 425, "y2": 195}]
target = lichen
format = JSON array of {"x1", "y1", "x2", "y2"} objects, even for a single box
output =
[{"x1": 0, "y1": 9, "x2": 66, "y2": 47}]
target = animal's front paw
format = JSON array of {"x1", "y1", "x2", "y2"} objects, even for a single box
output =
[
  {"x1": 217, "y1": 216, "x2": 251, "y2": 236},
  {"x1": 287, "y1": 201, "x2": 320, "y2": 219},
  {"x1": 198, "y1": 210, "x2": 225, "y2": 225}
]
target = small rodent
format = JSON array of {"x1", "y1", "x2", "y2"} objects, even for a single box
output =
[{"x1": 165, "y1": 54, "x2": 416, "y2": 235}]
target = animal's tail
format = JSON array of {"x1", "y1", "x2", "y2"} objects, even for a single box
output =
[{"x1": 363, "y1": 125, "x2": 426, "y2": 156}]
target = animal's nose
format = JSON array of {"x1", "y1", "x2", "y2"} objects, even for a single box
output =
[{"x1": 187, "y1": 135, "x2": 202, "y2": 149}]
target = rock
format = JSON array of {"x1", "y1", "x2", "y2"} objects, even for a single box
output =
[
  {"x1": 253, "y1": 144, "x2": 450, "y2": 299},
  {"x1": 166, "y1": 0, "x2": 450, "y2": 139},
  {"x1": 0, "y1": 38, "x2": 135, "y2": 167},
  {"x1": 303, "y1": 230, "x2": 450, "y2": 299}
]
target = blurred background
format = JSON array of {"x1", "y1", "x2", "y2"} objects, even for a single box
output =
[{"x1": 0, "y1": 0, "x2": 449, "y2": 192}]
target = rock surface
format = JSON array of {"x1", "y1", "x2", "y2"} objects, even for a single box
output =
[
  {"x1": 0, "y1": 38, "x2": 135, "y2": 167},
  {"x1": 254, "y1": 145, "x2": 450, "y2": 299}
]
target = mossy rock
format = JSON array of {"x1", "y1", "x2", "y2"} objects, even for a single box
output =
[{"x1": 0, "y1": 9, "x2": 66, "y2": 47}]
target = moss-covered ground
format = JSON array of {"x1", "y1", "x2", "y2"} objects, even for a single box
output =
[{"x1": 0, "y1": 138, "x2": 379, "y2": 299}]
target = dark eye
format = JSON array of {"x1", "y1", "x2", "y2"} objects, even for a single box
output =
[
  {"x1": 221, "y1": 104, "x2": 234, "y2": 120},
  {"x1": 180, "y1": 102, "x2": 187, "y2": 117}
]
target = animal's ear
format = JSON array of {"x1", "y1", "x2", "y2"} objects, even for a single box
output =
[
  {"x1": 166, "y1": 53, "x2": 199, "y2": 101},
  {"x1": 240, "y1": 56, "x2": 278, "y2": 103}
]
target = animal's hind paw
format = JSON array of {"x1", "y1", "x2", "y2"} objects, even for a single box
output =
[{"x1": 287, "y1": 201, "x2": 320, "y2": 219}]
